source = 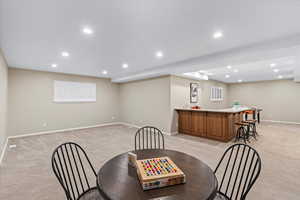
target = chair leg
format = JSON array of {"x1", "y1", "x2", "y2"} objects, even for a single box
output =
[
  {"x1": 235, "y1": 127, "x2": 241, "y2": 142},
  {"x1": 245, "y1": 125, "x2": 251, "y2": 143},
  {"x1": 243, "y1": 127, "x2": 247, "y2": 144},
  {"x1": 249, "y1": 122, "x2": 258, "y2": 138},
  {"x1": 252, "y1": 124, "x2": 257, "y2": 140},
  {"x1": 248, "y1": 123, "x2": 256, "y2": 140},
  {"x1": 234, "y1": 131, "x2": 238, "y2": 142},
  {"x1": 254, "y1": 123, "x2": 259, "y2": 136},
  {"x1": 235, "y1": 126, "x2": 245, "y2": 143}
]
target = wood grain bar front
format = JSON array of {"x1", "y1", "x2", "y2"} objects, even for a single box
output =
[{"x1": 177, "y1": 109, "x2": 243, "y2": 142}]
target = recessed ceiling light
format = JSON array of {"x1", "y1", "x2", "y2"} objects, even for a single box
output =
[
  {"x1": 213, "y1": 31, "x2": 223, "y2": 39},
  {"x1": 122, "y1": 63, "x2": 128, "y2": 69},
  {"x1": 51, "y1": 64, "x2": 57, "y2": 68},
  {"x1": 155, "y1": 51, "x2": 164, "y2": 59},
  {"x1": 227, "y1": 65, "x2": 232, "y2": 69},
  {"x1": 278, "y1": 75, "x2": 283, "y2": 79},
  {"x1": 233, "y1": 69, "x2": 239, "y2": 73},
  {"x1": 273, "y1": 69, "x2": 279, "y2": 73},
  {"x1": 61, "y1": 51, "x2": 69, "y2": 57},
  {"x1": 270, "y1": 63, "x2": 277, "y2": 68},
  {"x1": 183, "y1": 72, "x2": 208, "y2": 80},
  {"x1": 82, "y1": 27, "x2": 93, "y2": 35},
  {"x1": 102, "y1": 70, "x2": 108, "y2": 75},
  {"x1": 225, "y1": 74, "x2": 230, "y2": 78}
]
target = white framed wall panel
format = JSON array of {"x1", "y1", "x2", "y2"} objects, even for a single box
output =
[{"x1": 54, "y1": 80, "x2": 96, "y2": 102}]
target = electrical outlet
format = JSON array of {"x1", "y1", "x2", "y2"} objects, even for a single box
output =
[
  {"x1": 111, "y1": 116, "x2": 115, "y2": 120},
  {"x1": 43, "y1": 122, "x2": 47, "y2": 127}
]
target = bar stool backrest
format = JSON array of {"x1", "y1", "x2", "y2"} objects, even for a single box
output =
[
  {"x1": 214, "y1": 144, "x2": 261, "y2": 200},
  {"x1": 51, "y1": 142, "x2": 97, "y2": 200},
  {"x1": 135, "y1": 126, "x2": 165, "y2": 151}
]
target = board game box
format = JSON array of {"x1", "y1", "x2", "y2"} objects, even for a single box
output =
[{"x1": 135, "y1": 157, "x2": 186, "y2": 190}]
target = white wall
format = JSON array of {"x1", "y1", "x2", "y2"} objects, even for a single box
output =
[
  {"x1": 120, "y1": 76, "x2": 172, "y2": 133},
  {"x1": 170, "y1": 75, "x2": 229, "y2": 132},
  {"x1": 8, "y1": 68, "x2": 120, "y2": 136},
  {"x1": 228, "y1": 79, "x2": 300, "y2": 123},
  {"x1": 0, "y1": 50, "x2": 8, "y2": 153},
  {"x1": 170, "y1": 76, "x2": 229, "y2": 109},
  {"x1": 7, "y1": 67, "x2": 300, "y2": 139},
  {"x1": 120, "y1": 75, "x2": 230, "y2": 133}
]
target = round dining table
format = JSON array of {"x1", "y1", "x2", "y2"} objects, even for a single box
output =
[{"x1": 97, "y1": 149, "x2": 218, "y2": 200}]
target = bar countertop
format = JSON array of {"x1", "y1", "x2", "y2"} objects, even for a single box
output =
[{"x1": 175, "y1": 107, "x2": 251, "y2": 113}]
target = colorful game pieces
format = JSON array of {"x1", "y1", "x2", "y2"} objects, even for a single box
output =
[{"x1": 139, "y1": 158, "x2": 178, "y2": 177}]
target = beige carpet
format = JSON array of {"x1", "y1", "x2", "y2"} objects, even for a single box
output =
[{"x1": 0, "y1": 123, "x2": 300, "y2": 200}]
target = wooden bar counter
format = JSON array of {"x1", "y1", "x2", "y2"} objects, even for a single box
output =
[{"x1": 175, "y1": 108, "x2": 250, "y2": 142}]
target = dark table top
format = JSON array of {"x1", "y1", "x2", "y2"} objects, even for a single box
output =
[{"x1": 97, "y1": 149, "x2": 217, "y2": 200}]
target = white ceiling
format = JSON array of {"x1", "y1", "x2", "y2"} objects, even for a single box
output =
[
  {"x1": 1, "y1": 0, "x2": 300, "y2": 83},
  {"x1": 184, "y1": 56, "x2": 296, "y2": 83}
]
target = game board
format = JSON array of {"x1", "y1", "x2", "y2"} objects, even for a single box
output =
[{"x1": 136, "y1": 157, "x2": 186, "y2": 190}]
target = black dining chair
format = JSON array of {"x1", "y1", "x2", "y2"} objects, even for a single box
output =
[
  {"x1": 51, "y1": 142, "x2": 105, "y2": 200},
  {"x1": 214, "y1": 144, "x2": 261, "y2": 200},
  {"x1": 135, "y1": 126, "x2": 165, "y2": 151}
]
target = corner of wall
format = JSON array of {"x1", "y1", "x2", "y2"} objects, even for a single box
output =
[
  {"x1": 118, "y1": 75, "x2": 173, "y2": 133},
  {"x1": 0, "y1": 49, "x2": 9, "y2": 162}
]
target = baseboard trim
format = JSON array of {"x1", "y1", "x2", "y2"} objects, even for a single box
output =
[
  {"x1": 1, "y1": 122, "x2": 126, "y2": 164},
  {"x1": 1, "y1": 122, "x2": 174, "y2": 164},
  {"x1": 171, "y1": 131, "x2": 179, "y2": 135},
  {"x1": 118, "y1": 122, "x2": 174, "y2": 135},
  {"x1": 119, "y1": 122, "x2": 140, "y2": 129},
  {"x1": 8, "y1": 122, "x2": 123, "y2": 139},
  {"x1": 1, "y1": 122, "x2": 122, "y2": 165},
  {"x1": 261, "y1": 120, "x2": 300, "y2": 125},
  {"x1": 0, "y1": 138, "x2": 9, "y2": 165}
]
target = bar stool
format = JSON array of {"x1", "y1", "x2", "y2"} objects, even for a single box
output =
[
  {"x1": 243, "y1": 119, "x2": 258, "y2": 139},
  {"x1": 235, "y1": 122, "x2": 250, "y2": 143},
  {"x1": 244, "y1": 110, "x2": 254, "y2": 121}
]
